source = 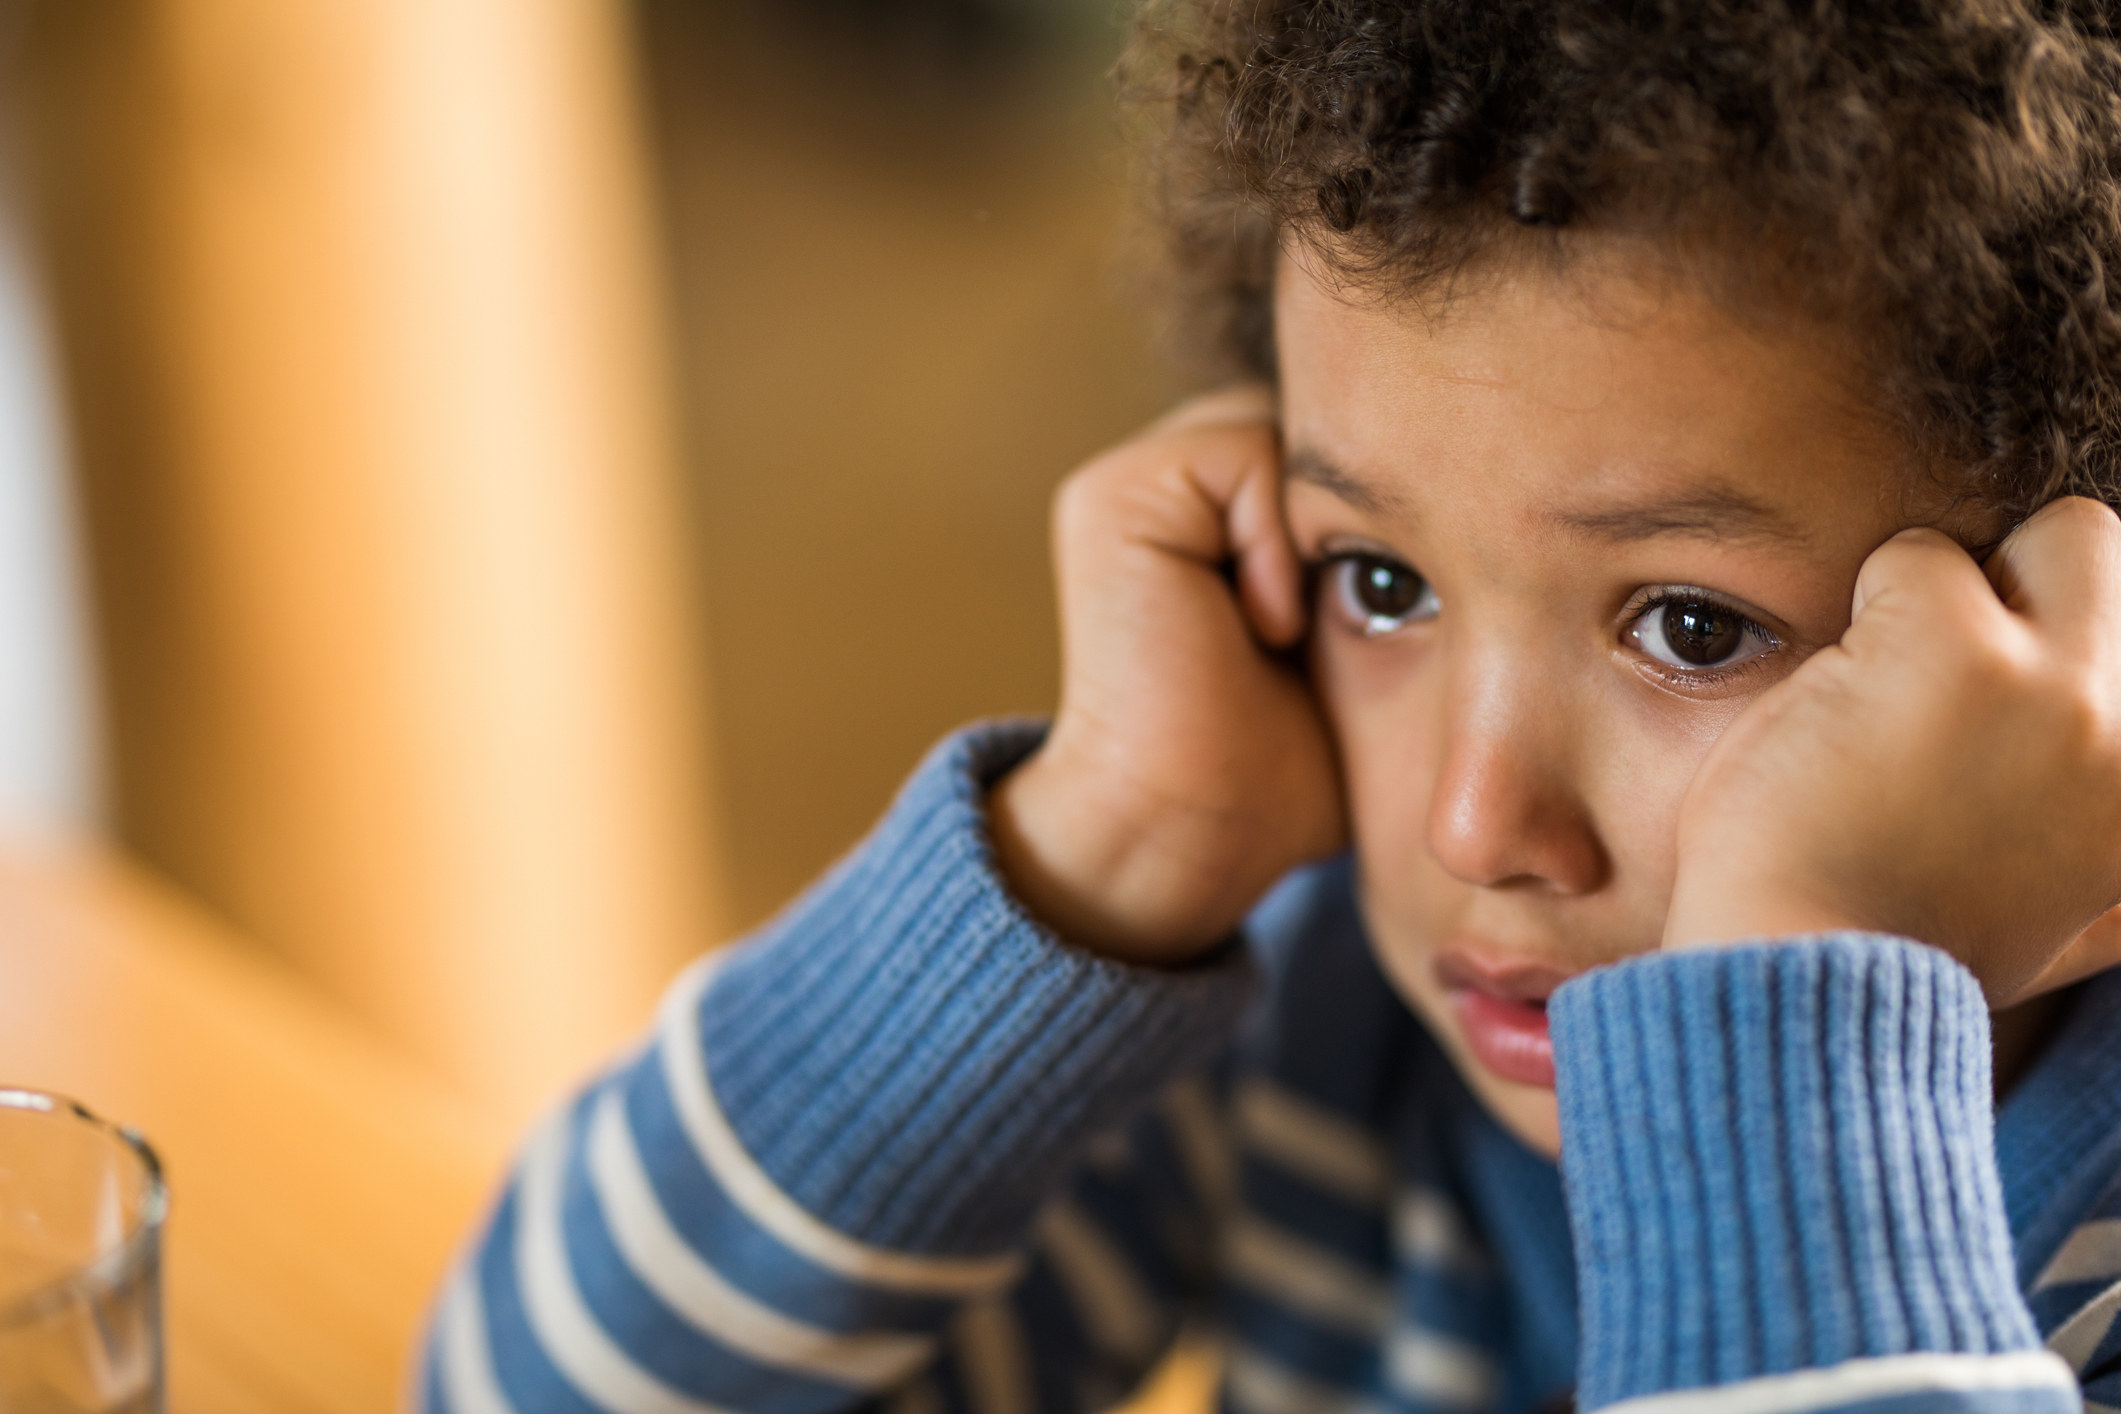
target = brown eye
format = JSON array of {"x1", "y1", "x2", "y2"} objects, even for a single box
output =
[
  {"x1": 1662, "y1": 602, "x2": 1742, "y2": 665},
  {"x1": 1330, "y1": 554, "x2": 1439, "y2": 636},
  {"x1": 1352, "y1": 556, "x2": 1423, "y2": 616},
  {"x1": 1628, "y1": 593, "x2": 1777, "y2": 672}
]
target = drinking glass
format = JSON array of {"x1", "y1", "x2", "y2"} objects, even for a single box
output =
[{"x1": 0, "y1": 1090, "x2": 164, "y2": 1413}]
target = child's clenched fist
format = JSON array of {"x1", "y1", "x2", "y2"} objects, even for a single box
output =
[
  {"x1": 1664, "y1": 496, "x2": 2121, "y2": 1003},
  {"x1": 989, "y1": 389, "x2": 1345, "y2": 965}
]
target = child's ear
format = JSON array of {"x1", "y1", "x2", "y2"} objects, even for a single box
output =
[{"x1": 2023, "y1": 903, "x2": 2121, "y2": 998}]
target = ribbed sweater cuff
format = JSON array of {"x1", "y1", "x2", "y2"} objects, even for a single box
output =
[
  {"x1": 695, "y1": 720, "x2": 1258, "y2": 1257},
  {"x1": 1551, "y1": 935, "x2": 2038, "y2": 1409}
]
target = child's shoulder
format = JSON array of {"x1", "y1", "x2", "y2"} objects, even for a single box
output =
[
  {"x1": 2004, "y1": 967, "x2": 2121, "y2": 1275},
  {"x1": 1235, "y1": 856, "x2": 1443, "y2": 1130},
  {"x1": 1244, "y1": 854, "x2": 1366, "y2": 983},
  {"x1": 2005, "y1": 970, "x2": 2121, "y2": 1391}
]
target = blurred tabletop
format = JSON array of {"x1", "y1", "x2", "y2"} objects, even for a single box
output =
[
  {"x1": 0, "y1": 839, "x2": 1221, "y2": 1414},
  {"x1": 0, "y1": 840, "x2": 514, "y2": 1413}
]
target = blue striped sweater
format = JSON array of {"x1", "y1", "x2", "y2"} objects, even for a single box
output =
[{"x1": 422, "y1": 722, "x2": 2121, "y2": 1414}]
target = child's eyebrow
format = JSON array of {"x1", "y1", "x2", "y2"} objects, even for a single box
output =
[
  {"x1": 1546, "y1": 487, "x2": 1809, "y2": 548},
  {"x1": 1284, "y1": 446, "x2": 1405, "y2": 514},
  {"x1": 1287, "y1": 445, "x2": 1807, "y2": 548}
]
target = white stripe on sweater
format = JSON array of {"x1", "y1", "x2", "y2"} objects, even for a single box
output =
[
  {"x1": 951, "y1": 1299, "x2": 1034, "y2": 1414},
  {"x1": 1234, "y1": 1079, "x2": 1391, "y2": 1205},
  {"x1": 584, "y1": 1087, "x2": 937, "y2": 1388},
  {"x1": 1224, "y1": 1344, "x2": 1387, "y2": 1414},
  {"x1": 1036, "y1": 1199, "x2": 1164, "y2": 1365},
  {"x1": 438, "y1": 1271, "x2": 519, "y2": 1414},
  {"x1": 1386, "y1": 1326, "x2": 1498, "y2": 1411},
  {"x1": 1599, "y1": 1350, "x2": 2079, "y2": 1414},
  {"x1": 516, "y1": 1113, "x2": 734, "y2": 1414},
  {"x1": 1162, "y1": 1076, "x2": 1237, "y2": 1217},
  {"x1": 2050, "y1": 1276, "x2": 2121, "y2": 1372},
  {"x1": 1393, "y1": 1188, "x2": 1490, "y2": 1278},
  {"x1": 1225, "y1": 1212, "x2": 1392, "y2": 1333},
  {"x1": 1081, "y1": 1129, "x2": 1132, "y2": 1174},
  {"x1": 2038, "y1": 1219, "x2": 2121, "y2": 1292},
  {"x1": 884, "y1": 1375, "x2": 947, "y2": 1414},
  {"x1": 657, "y1": 954, "x2": 1023, "y2": 1295}
]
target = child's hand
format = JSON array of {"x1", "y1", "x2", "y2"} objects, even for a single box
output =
[
  {"x1": 990, "y1": 389, "x2": 1346, "y2": 965},
  {"x1": 1663, "y1": 496, "x2": 2121, "y2": 1003}
]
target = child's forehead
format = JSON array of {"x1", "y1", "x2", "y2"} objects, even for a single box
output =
[
  {"x1": 1276, "y1": 247, "x2": 1921, "y2": 526},
  {"x1": 1277, "y1": 234, "x2": 1870, "y2": 395},
  {"x1": 1142, "y1": 0, "x2": 2121, "y2": 531}
]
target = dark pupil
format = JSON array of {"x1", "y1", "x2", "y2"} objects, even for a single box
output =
[
  {"x1": 1663, "y1": 601, "x2": 1742, "y2": 665},
  {"x1": 1354, "y1": 557, "x2": 1424, "y2": 618}
]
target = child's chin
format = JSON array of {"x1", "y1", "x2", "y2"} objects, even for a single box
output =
[
  {"x1": 1461, "y1": 1066, "x2": 1563, "y2": 1160},
  {"x1": 1369, "y1": 943, "x2": 1566, "y2": 1158}
]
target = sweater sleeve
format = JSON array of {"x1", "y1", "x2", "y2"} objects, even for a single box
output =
[
  {"x1": 1551, "y1": 934, "x2": 2081, "y2": 1414},
  {"x1": 418, "y1": 722, "x2": 1256, "y2": 1414}
]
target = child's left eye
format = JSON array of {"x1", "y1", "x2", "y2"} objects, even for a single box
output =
[{"x1": 1627, "y1": 594, "x2": 1780, "y2": 673}]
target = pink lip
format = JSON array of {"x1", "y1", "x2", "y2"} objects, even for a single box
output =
[
  {"x1": 1449, "y1": 990, "x2": 1556, "y2": 1088},
  {"x1": 1435, "y1": 948, "x2": 1573, "y2": 1090}
]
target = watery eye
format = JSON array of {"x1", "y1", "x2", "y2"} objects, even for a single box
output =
[
  {"x1": 1629, "y1": 597, "x2": 1775, "y2": 671},
  {"x1": 1332, "y1": 554, "x2": 1440, "y2": 636}
]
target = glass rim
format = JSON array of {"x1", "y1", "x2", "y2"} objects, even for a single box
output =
[{"x1": 0, "y1": 1088, "x2": 166, "y2": 1331}]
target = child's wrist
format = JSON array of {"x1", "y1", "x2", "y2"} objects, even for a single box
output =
[
  {"x1": 987, "y1": 746, "x2": 1252, "y2": 966},
  {"x1": 1661, "y1": 891, "x2": 1868, "y2": 951}
]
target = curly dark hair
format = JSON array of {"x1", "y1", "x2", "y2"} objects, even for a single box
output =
[{"x1": 1120, "y1": 0, "x2": 2121, "y2": 521}]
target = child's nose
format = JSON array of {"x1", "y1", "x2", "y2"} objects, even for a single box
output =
[{"x1": 1423, "y1": 686, "x2": 1608, "y2": 896}]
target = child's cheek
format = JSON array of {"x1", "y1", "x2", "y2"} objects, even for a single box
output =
[
  {"x1": 1310, "y1": 621, "x2": 1439, "y2": 845},
  {"x1": 1310, "y1": 622, "x2": 1457, "y2": 922},
  {"x1": 1590, "y1": 673, "x2": 1766, "y2": 935}
]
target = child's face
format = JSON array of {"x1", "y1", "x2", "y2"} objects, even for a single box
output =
[{"x1": 1277, "y1": 242, "x2": 1960, "y2": 1157}]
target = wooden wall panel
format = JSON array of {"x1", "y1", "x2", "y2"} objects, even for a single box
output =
[
  {"x1": 17, "y1": 0, "x2": 726, "y2": 1123},
  {"x1": 639, "y1": 6, "x2": 1183, "y2": 927}
]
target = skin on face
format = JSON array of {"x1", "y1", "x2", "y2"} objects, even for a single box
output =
[{"x1": 1275, "y1": 241, "x2": 1968, "y2": 1156}]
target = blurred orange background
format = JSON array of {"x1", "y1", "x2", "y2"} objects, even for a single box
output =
[{"x1": 0, "y1": 0, "x2": 1200, "y2": 1407}]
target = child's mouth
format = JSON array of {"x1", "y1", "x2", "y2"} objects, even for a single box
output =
[{"x1": 1447, "y1": 988, "x2": 1556, "y2": 1089}]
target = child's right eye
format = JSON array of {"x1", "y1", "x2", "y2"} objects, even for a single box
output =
[{"x1": 1328, "y1": 553, "x2": 1440, "y2": 637}]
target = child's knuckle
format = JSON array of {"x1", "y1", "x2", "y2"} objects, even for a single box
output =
[
  {"x1": 2046, "y1": 494, "x2": 2121, "y2": 540},
  {"x1": 1945, "y1": 632, "x2": 2039, "y2": 718},
  {"x1": 1054, "y1": 459, "x2": 1127, "y2": 529},
  {"x1": 2037, "y1": 663, "x2": 2117, "y2": 765}
]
